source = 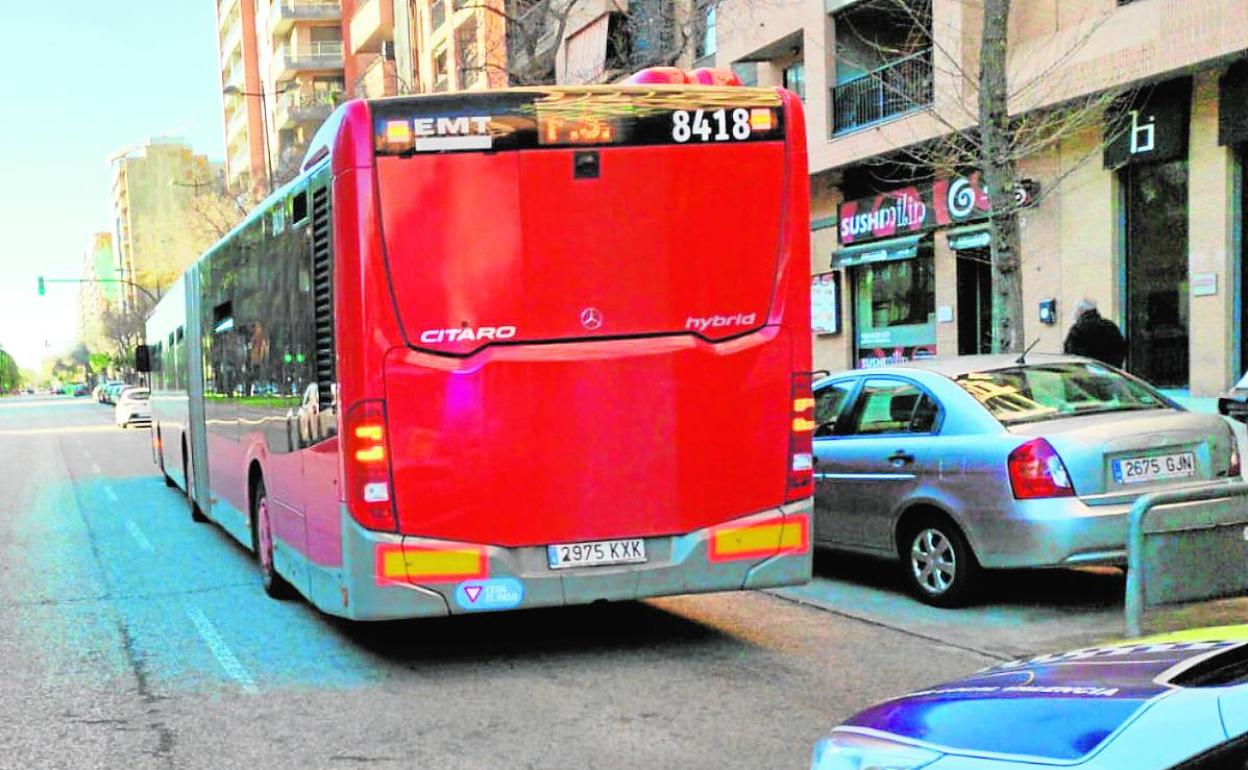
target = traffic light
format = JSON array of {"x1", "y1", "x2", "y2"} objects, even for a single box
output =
[{"x1": 37, "y1": 276, "x2": 45, "y2": 296}]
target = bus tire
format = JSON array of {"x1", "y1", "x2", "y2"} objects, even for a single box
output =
[
  {"x1": 252, "y1": 479, "x2": 295, "y2": 600},
  {"x1": 184, "y1": 449, "x2": 207, "y2": 523}
]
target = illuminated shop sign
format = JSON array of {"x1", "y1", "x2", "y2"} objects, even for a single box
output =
[{"x1": 838, "y1": 173, "x2": 992, "y2": 245}]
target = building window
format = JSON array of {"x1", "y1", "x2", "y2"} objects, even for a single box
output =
[
  {"x1": 431, "y1": 0, "x2": 447, "y2": 30},
  {"x1": 456, "y1": 18, "x2": 480, "y2": 86},
  {"x1": 695, "y1": 4, "x2": 716, "y2": 59},
  {"x1": 732, "y1": 62, "x2": 758, "y2": 87},
  {"x1": 783, "y1": 61, "x2": 805, "y2": 101},
  {"x1": 434, "y1": 48, "x2": 448, "y2": 91}
]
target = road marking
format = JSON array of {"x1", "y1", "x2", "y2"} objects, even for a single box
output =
[
  {"x1": 186, "y1": 606, "x2": 260, "y2": 695},
  {"x1": 0, "y1": 400, "x2": 97, "y2": 410},
  {"x1": 104, "y1": 487, "x2": 119, "y2": 503},
  {"x1": 125, "y1": 520, "x2": 154, "y2": 552},
  {"x1": 0, "y1": 425, "x2": 119, "y2": 436}
]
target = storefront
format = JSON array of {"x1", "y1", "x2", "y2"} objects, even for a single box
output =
[{"x1": 833, "y1": 173, "x2": 993, "y2": 367}]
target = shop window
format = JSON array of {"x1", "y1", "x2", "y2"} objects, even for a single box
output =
[{"x1": 868, "y1": 259, "x2": 934, "y2": 327}]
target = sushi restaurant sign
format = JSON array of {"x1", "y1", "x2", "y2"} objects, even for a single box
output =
[{"x1": 838, "y1": 173, "x2": 994, "y2": 246}]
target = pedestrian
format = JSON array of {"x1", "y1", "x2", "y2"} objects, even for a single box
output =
[{"x1": 1063, "y1": 298, "x2": 1127, "y2": 368}]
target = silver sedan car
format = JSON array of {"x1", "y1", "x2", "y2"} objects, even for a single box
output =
[{"x1": 812, "y1": 354, "x2": 1241, "y2": 606}]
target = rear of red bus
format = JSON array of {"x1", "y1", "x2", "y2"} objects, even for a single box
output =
[{"x1": 321, "y1": 85, "x2": 812, "y2": 619}]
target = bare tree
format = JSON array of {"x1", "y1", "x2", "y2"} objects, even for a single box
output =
[
  {"x1": 448, "y1": 0, "x2": 719, "y2": 87},
  {"x1": 833, "y1": 0, "x2": 1134, "y2": 352},
  {"x1": 100, "y1": 295, "x2": 155, "y2": 366}
]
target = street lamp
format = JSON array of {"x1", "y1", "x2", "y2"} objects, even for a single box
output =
[{"x1": 223, "y1": 82, "x2": 294, "y2": 195}]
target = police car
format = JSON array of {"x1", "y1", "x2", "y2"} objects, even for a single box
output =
[{"x1": 813, "y1": 628, "x2": 1248, "y2": 769}]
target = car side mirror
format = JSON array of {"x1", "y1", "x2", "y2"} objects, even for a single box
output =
[{"x1": 134, "y1": 345, "x2": 151, "y2": 373}]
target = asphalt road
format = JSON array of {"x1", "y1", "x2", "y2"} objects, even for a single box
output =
[{"x1": 0, "y1": 394, "x2": 993, "y2": 770}]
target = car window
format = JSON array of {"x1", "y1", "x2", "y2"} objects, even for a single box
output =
[
  {"x1": 954, "y1": 362, "x2": 1168, "y2": 425},
  {"x1": 849, "y1": 379, "x2": 939, "y2": 436},
  {"x1": 814, "y1": 381, "x2": 855, "y2": 437}
]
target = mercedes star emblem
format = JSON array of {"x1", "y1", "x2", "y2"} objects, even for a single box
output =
[{"x1": 580, "y1": 307, "x2": 603, "y2": 330}]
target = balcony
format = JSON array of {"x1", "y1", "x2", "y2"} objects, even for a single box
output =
[
  {"x1": 349, "y1": 0, "x2": 394, "y2": 54},
  {"x1": 831, "y1": 49, "x2": 933, "y2": 135},
  {"x1": 228, "y1": 143, "x2": 251, "y2": 182},
  {"x1": 220, "y1": 19, "x2": 243, "y2": 57},
  {"x1": 271, "y1": 0, "x2": 342, "y2": 36},
  {"x1": 226, "y1": 101, "x2": 249, "y2": 140},
  {"x1": 274, "y1": 88, "x2": 340, "y2": 129},
  {"x1": 273, "y1": 40, "x2": 344, "y2": 81}
]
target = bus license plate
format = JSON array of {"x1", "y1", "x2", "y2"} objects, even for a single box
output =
[
  {"x1": 547, "y1": 539, "x2": 647, "y2": 570},
  {"x1": 1113, "y1": 452, "x2": 1196, "y2": 484}
]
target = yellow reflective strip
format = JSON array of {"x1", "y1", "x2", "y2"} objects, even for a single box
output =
[
  {"x1": 382, "y1": 550, "x2": 408, "y2": 578},
  {"x1": 714, "y1": 523, "x2": 782, "y2": 555},
  {"x1": 778, "y1": 521, "x2": 805, "y2": 550},
  {"x1": 404, "y1": 548, "x2": 481, "y2": 577}
]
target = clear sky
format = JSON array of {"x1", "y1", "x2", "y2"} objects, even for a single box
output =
[{"x1": 0, "y1": 2, "x2": 225, "y2": 370}]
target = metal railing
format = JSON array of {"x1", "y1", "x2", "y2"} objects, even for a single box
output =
[
  {"x1": 1124, "y1": 482, "x2": 1248, "y2": 637},
  {"x1": 831, "y1": 49, "x2": 933, "y2": 135}
]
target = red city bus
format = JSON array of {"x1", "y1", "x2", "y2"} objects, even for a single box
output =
[{"x1": 140, "y1": 76, "x2": 813, "y2": 620}]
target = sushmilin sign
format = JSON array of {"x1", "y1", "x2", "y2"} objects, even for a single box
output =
[{"x1": 838, "y1": 174, "x2": 992, "y2": 246}]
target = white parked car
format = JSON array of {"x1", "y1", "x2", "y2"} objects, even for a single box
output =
[{"x1": 115, "y1": 387, "x2": 150, "y2": 428}]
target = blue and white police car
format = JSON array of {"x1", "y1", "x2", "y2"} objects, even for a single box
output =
[{"x1": 813, "y1": 627, "x2": 1248, "y2": 769}]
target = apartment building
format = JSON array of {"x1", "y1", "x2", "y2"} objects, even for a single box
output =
[
  {"x1": 697, "y1": 0, "x2": 1248, "y2": 398},
  {"x1": 77, "y1": 233, "x2": 120, "y2": 353},
  {"x1": 549, "y1": 0, "x2": 701, "y2": 85},
  {"x1": 110, "y1": 139, "x2": 224, "y2": 308},
  {"x1": 215, "y1": 0, "x2": 347, "y2": 194},
  {"x1": 217, "y1": 0, "x2": 269, "y2": 197}
]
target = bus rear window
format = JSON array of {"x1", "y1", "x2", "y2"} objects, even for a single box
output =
[{"x1": 372, "y1": 87, "x2": 786, "y2": 156}]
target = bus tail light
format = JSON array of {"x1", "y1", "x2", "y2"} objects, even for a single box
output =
[
  {"x1": 787, "y1": 373, "x2": 815, "y2": 503},
  {"x1": 344, "y1": 400, "x2": 398, "y2": 532}
]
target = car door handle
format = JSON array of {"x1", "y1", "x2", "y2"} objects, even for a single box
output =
[{"x1": 887, "y1": 450, "x2": 915, "y2": 465}]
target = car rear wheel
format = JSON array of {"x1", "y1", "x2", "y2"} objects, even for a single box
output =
[
  {"x1": 252, "y1": 480, "x2": 294, "y2": 600},
  {"x1": 901, "y1": 516, "x2": 979, "y2": 607}
]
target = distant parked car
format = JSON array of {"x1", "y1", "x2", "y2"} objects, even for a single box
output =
[
  {"x1": 103, "y1": 382, "x2": 127, "y2": 405},
  {"x1": 812, "y1": 355, "x2": 1241, "y2": 606},
  {"x1": 72, "y1": 383, "x2": 90, "y2": 397},
  {"x1": 115, "y1": 387, "x2": 150, "y2": 428},
  {"x1": 1219, "y1": 372, "x2": 1248, "y2": 424},
  {"x1": 812, "y1": 626, "x2": 1248, "y2": 770}
]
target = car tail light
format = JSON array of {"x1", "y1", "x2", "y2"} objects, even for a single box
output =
[
  {"x1": 344, "y1": 400, "x2": 397, "y2": 532},
  {"x1": 1008, "y1": 438, "x2": 1075, "y2": 499},
  {"x1": 787, "y1": 373, "x2": 815, "y2": 503}
]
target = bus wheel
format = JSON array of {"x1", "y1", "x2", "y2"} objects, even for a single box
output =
[
  {"x1": 184, "y1": 450, "x2": 207, "y2": 523},
  {"x1": 253, "y1": 480, "x2": 294, "y2": 600}
]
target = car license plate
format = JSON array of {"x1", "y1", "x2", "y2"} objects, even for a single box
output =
[
  {"x1": 1112, "y1": 452, "x2": 1196, "y2": 484},
  {"x1": 547, "y1": 539, "x2": 646, "y2": 570}
]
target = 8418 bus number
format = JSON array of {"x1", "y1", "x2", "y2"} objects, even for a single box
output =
[{"x1": 671, "y1": 109, "x2": 754, "y2": 143}]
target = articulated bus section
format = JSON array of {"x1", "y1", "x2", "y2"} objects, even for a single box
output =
[{"x1": 144, "y1": 76, "x2": 813, "y2": 620}]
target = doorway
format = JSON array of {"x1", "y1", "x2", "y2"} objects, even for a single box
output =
[
  {"x1": 956, "y1": 250, "x2": 993, "y2": 355},
  {"x1": 1123, "y1": 159, "x2": 1190, "y2": 388}
]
